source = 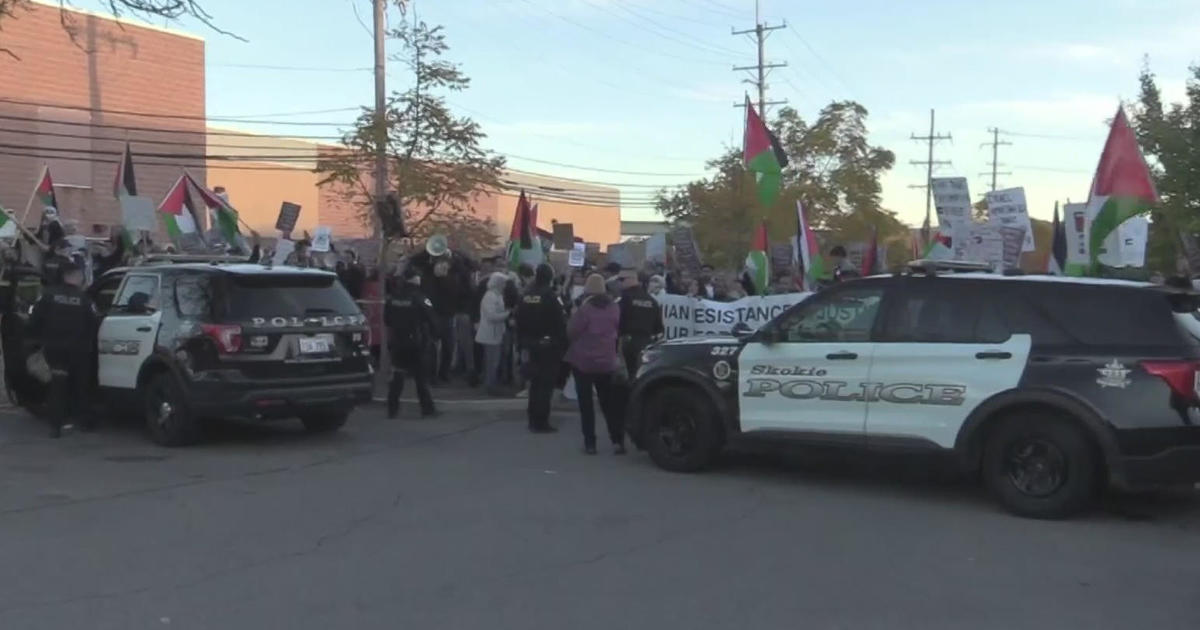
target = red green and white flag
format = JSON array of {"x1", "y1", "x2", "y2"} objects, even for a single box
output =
[
  {"x1": 743, "y1": 221, "x2": 770, "y2": 294},
  {"x1": 506, "y1": 191, "x2": 543, "y2": 269},
  {"x1": 113, "y1": 142, "x2": 140, "y2": 249},
  {"x1": 743, "y1": 96, "x2": 788, "y2": 208},
  {"x1": 23, "y1": 165, "x2": 58, "y2": 227},
  {"x1": 923, "y1": 227, "x2": 954, "y2": 260},
  {"x1": 185, "y1": 172, "x2": 246, "y2": 252},
  {"x1": 158, "y1": 175, "x2": 203, "y2": 248},
  {"x1": 1086, "y1": 107, "x2": 1158, "y2": 267},
  {"x1": 793, "y1": 201, "x2": 825, "y2": 291},
  {"x1": 0, "y1": 206, "x2": 17, "y2": 238}
]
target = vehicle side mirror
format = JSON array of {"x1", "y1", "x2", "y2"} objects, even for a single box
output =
[
  {"x1": 756, "y1": 325, "x2": 778, "y2": 345},
  {"x1": 731, "y1": 321, "x2": 754, "y2": 340}
]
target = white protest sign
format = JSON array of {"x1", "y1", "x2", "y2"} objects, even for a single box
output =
[
  {"x1": 311, "y1": 226, "x2": 332, "y2": 252},
  {"x1": 657, "y1": 293, "x2": 810, "y2": 340},
  {"x1": 1063, "y1": 202, "x2": 1089, "y2": 270},
  {"x1": 932, "y1": 177, "x2": 973, "y2": 260},
  {"x1": 965, "y1": 223, "x2": 1004, "y2": 270},
  {"x1": 272, "y1": 238, "x2": 295, "y2": 266},
  {"x1": 986, "y1": 187, "x2": 1035, "y2": 252},
  {"x1": 568, "y1": 242, "x2": 585, "y2": 267},
  {"x1": 119, "y1": 194, "x2": 157, "y2": 232}
]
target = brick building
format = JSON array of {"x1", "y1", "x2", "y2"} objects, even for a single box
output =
[{"x1": 0, "y1": 1, "x2": 620, "y2": 249}]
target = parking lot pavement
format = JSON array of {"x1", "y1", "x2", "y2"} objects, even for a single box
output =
[{"x1": 1, "y1": 402, "x2": 1198, "y2": 630}]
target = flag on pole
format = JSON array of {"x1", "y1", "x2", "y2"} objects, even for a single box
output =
[
  {"x1": 1086, "y1": 107, "x2": 1158, "y2": 267},
  {"x1": 861, "y1": 225, "x2": 879, "y2": 275},
  {"x1": 1048, "y1": 202, "x2": 1067, "y2": 275},
  {"x1": 0, "y1": 206, "x2": 18, "y2": 238},
  {"x1": 744, "y1": 220, "x2": 770, "y2": 294},
  {"x1": 743, "y1": 96, "x2": 788, "y2": 208},
  {"x1": 113, "y1": 142, "x2": 140, "y2": 249},
  {"x1": 158, "y1": 176, "x2": 203, "y2": 248},
  {"x1": 923, "y1": 227, "x2": 954, "y2": 260},
  {"x1": 793, "y1": 201, "x2": 824, "y2": 291},
  {"x1": 506, "y1": 191, "x2": 543, "y2": 269},
  {"x1": 185, "y1": 172, "x2": 246, "y2": 252}
]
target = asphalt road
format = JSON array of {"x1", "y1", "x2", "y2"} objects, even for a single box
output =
[{"x1": 1, "y1": 396, "x2": 1198, "y2": 630}]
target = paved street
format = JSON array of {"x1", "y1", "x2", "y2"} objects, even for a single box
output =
[{"x1": 1, "y1": 395, "x2": 1198, "y2": 630}]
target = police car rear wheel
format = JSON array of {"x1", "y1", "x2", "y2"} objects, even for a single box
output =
[
  {"x1": 644, "y1": 386, "x2": 722, "y2": 472},
  {"x1": 144, "y1": 373, "x2": 200, "y2": 447},
  {"x1": 982, "y1": 414, "x2": 1099, "y2": 519}
]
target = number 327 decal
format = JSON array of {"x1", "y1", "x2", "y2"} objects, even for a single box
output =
[{"x1": 710, "y1": 346, "x2": 738, "y2": 356}]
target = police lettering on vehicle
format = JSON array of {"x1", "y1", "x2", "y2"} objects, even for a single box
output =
[
  {"x1": 249, "y1": 315, "x2": 366, "y2": 328},
  {"x1": 743, "y1": 378, "x2": 966, "y2": 406}
]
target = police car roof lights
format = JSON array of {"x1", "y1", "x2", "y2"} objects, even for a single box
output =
[
  {"x1": 136, "y1": 254, "x2": 252, "y2": 266},
  {"x1": 905, "y1": 259, "x2": 995, "y2": 276}
]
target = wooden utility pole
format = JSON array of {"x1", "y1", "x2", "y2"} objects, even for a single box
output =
[
  {"x1": 908, "y1": 109, "x2": 952, "y2": 236},
  {"x1": 732, "y1": 0, "x2": 786, "y2": 115},
  {"x1": 980, "y1": 127, "x2": 1012, "y2": 192}
]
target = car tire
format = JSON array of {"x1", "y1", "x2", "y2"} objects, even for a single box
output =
[
  {"x1": 144, "y1": 372, "x2": 201, "y2": 447},
  {"x1": 643, "y1": 386, "x2": 723, "y2": 472},
  {"x1": 982, "y1": 413, "x2": 1100, "y2": 519},
  {"x1": 300, "y1": 409, "x2": 350, "y2": 434}
]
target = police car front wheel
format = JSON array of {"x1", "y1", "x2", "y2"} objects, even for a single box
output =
[{"x1": 643, "y1": 386, "x2": 724, "y2": 473}]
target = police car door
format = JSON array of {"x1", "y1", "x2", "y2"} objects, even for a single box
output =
[
  {"x1": 97, "y1": 273, "x2": 162, "y2": 389},
  {"x1": 738, "y1": 283, "x2": 886, "y2": 436}
]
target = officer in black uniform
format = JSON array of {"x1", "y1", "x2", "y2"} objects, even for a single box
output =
[
  {"x1": 515, "y1": 263, "x2": 565, "y2": 433},
  {"x1": 27, "y1": 257, "x2": 100, "y2": 438},
  {"x1": 385, "y1": 265, "x2": 439, "y2": 419},
  {"x1": 618, "y1": 271, "x2": 664, "y2": 377}
]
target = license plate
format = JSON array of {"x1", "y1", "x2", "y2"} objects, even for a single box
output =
[{"x1": 299, "y1": 335, "x2": 332, "y2": 354}]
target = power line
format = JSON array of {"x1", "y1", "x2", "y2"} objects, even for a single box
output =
[
  {"x1": 0, "y1": 96, "x2": 358, "y2": 124},
  {"x1": 601, "y1": 0, "x2": 744, "y2": 57},
  {"x1": 980, "y1": 127, "x2": 1012, "y2": 192},
  {"x1": 908, "y1": 109, "x2": 952, "y2": 232},
  {"x1": 207, "y1": 63, "x2": 373, "y2": 72},
  {"x1": 1000, "y1": 130, "x2": 1096, "y2": 142},
  {"x1": 731, "y1": 2, "x2": 787, "y2": 116},
  {"x1": 786, "y1": 25, "x2": 857, "y2": 99}
]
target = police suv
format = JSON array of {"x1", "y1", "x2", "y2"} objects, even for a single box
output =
[
  {"x1": 74, "y1": 258, "x2": 371, "y2": 445},
  {"x1": 626, "y1": 261, "x2": 1200, "y2": 518}
]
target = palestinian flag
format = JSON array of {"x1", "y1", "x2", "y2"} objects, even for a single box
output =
[
  {"x1": 113, "y1": 142, "x2": 139, "y2": 249},
  {"x1": 186, "y1": 173, "x2": 246, "y2": 252},
  {"x1": 743, "y1": 96, "x2": 788, "y2": 208},
  {"x1": 506, "y1": 191, "x2": 543, "y2": 269},
  {"x1": 793, "y1": 201, "x2": 824, "y2": 291},
  {"x1": 923, "y1": 227, "x2": 954, "y2": 260},
  {"x1": 743, "y1": 221, "x2": 770, "y2": 295},
  {"x1": 158, "y1": 176, "x2": 203, "y2": 248},
  {"x1": 861, "y1": 225, "x2": 879, "y2": 275},
  {"x1": 1048, "y1": 202, "x2": 1067, "y2": 275},
  {"x1": 1086, "y1": 107, "x2": 1158, "y2": 266},
  {"x1": 0, "y1": 207, "x2": 17, "y2": 238},
  {"x1": 32, "y1": 165, "x2": 57, "y2": 212}
]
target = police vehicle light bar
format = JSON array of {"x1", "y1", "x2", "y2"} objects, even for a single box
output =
[{"x1": 906, "y1": 259, "x2": 995, "y2": 276}]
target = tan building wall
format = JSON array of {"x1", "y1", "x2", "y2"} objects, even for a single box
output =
[{"x1": 0, "y1": 1, "x2": 205, "y2": 236}]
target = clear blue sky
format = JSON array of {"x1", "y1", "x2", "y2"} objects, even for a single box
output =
[{"x1": 82, "y1": 0, "x2": 1199, "y2": 226}]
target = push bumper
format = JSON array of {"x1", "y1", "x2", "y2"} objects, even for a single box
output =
[{"x1": 187, "y1": 371, "x2": 373, "y2": 419}]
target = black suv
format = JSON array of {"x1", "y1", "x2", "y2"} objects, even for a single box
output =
[
  {"x1": 626, "y1": 265, "x2": 1200, "y2": 518},
  {"x1": 10, "y1": 261, "x2": 374, "y2": 445}
]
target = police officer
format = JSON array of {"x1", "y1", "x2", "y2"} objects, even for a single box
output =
[
  {"x1": 618, "y1": 271, "x2": 664, "y2": 377},
  {"x1": 384, "y1": 265, "x2": 439, "y2": 419},
  {"x1": 515, "y1": 263, "x2": 566, "y2": 433},
  {"x1": 27, "y1": 257, "x2": 100, "y2": 438}
]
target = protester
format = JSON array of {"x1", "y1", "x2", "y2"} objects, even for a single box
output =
[
  {"x1": 829, "y1": 245, "x2": 857, "y2": 281},
  {"x1": 565, "y1": 273, "x2": 626, "y2": 455},
  {"x1": 647, "y1": 274, "x2": 665, "y2": 297},
  {"x1": 515, "y1": 263, "x2": 565, "y2": 433},
  {"x1": 475, "y1": 272, "x2": 510, "y2": 395},
  {"x1": 26, "y1": 257, "x2": 100, "y2": 438},
  {"x1": 384, "y1": 266, "x2": 439, "y2": 419}
]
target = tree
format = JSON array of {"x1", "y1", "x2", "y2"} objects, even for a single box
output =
[
  {"x1": 1129, "y1": 62, "x2": 1200, "y2": 273},
  {"x1": 316, "y1": 11, "x2": 505, "y2": 257},
  {"x1": 655, "y1": 101, "x2": 898, "y2": 269}
]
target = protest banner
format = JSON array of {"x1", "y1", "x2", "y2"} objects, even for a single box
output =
[
  {"x1": 275, "y1": 201, "x2": 301, "y2": 233},
  {"x1": 645, "y1": 232, "x2": 667, "y2": 264},
  {"x1": 932, "y1": 177, "x2": 973, "y2": 259},
  {"x1": 986, "y1": 187, "x2": 1035, "y2": 252},
  {"x1": 965, "y1": 223, "x2": 1004, "y2": 270},
  {"x1": 311, "y1": 226, "x2": 332, "y2": 252},
  {"x1": 119, "y1": 195, "x2": 156, "y2": 233},
  {"x1": 552, "y1": 222, "x2": 574, "y2": 250},
  {"x1": 568, "y1": 242, "x2": 586, "y2": 267},
  {"x1": 670, "y1": 225, "x2": 702, "y2": 273},
  {"x1": 657, "y1": 293, "x2": 810, "y2": 339}
]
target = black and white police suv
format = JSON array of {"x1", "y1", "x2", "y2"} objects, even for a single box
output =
[
  {"x1": 81, "y1": 258, "x2": 373, "y2": 445},
  {"x1": 625, "y1": 260, "x2": 1200, "y2": 518}
]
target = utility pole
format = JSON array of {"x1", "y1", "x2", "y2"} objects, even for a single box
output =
[
  {"x1": 980, "y1": 127, "x2": 1012, "y2": 192},
  {"x1": 732, "y1": 0, "x2": 786, "y2": 115},
  {"x1": 372, "y1": 0, "x2": 389, "y2": 390},
  {"x1": 908, "y1": 109, "x2": 952, "y2": 234}
]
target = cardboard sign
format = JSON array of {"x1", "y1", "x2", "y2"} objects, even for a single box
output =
[
  {"x1": 965, "y1": 223, "x2": 1004, "y2": 270},
  {"x1": 272, "y1": 238, "x2": 295, "y2": 266},
  {"x1": 585, "y1": 242, "x2": 600, "y2": 263},
  {"x1": 999, "y1": 225, "x2": 1027, "y2": 268},
  {"x1": 932, "y1": 177, "x2": 973, "y2": 260},
  {"x1": 119, "y1": 194, "x2": 157, "y2": 232},
  {"x1": 770, "y1": 242, "x2": 795, "y2": 272},
  {"x1": 986, "y1": 188, "x2": 1035, "y2": 252},
  {"x1": 645, "y1": 232, "x2": 667, "y2": 264},
  {"x1": 275, "y1": 201, "x2": 301, "y2": 233},
  {"x1": 1062, "y1": 202, "x2": 1089, "y2": 273},
  {"x1": 568, "y1": 242, "x2": 586, "y2": 267},
  {"x1": 607, "y1": 242, "x2": 634, "y2": 269},
  {"x1": 670, "y1": 225, "x2": 702, "y2": 273},
  {"x1": 552, "y1": 222, "x2": 574, "y2": 250},
  {"x1": 311, "y1": 226, "x2": 332, "y2": 252}
]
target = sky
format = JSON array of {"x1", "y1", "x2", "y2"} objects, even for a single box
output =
[{"x1": 77, "y1": 0, "x2": 1200, "y2": 227}]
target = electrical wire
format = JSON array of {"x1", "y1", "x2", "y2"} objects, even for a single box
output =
[
  {"x1": 579, "y1": 0, "x2": 742, "y2": 59},
  {"x1": 207, "y1": 63, "x2": 373, "y2": 73},
  {"x1": 787, "y1": 25, "x2": 858, "y2": 99},
  {"x1": 0, "y1": 97, "x2": 358, "y2": 125}
]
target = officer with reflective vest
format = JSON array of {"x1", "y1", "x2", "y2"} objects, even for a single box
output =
[
  {"x1": 27, "y1": 257, "x2": 100, "y2": 438},
  {"x1": 618, "y1": 271, "x2": 664, "y2": 377},
  {"x1": 515, "y1": 263, "x2": 566, "y2": 433},
  {"x1": 384, "y1": 265, "x2": 439, "y2": 419}
]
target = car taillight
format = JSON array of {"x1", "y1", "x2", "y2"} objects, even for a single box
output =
[
  {"x1": 1141, "y1": 360, "x2": 1200, "y2": 401},
  {"x1": 201, "y1": 323, "x2": 243, "y2": 354}
]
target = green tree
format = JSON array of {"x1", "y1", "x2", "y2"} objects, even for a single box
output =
[
  {"x1": 1129, "y1": 62, "x2": 1200, "y2": 273},
  {"x1": 656, "y1": 101, "x2": 898, "y2": 269},
  {"x1": 316, "y1": 10, "x2": 504, "y2": 256}
]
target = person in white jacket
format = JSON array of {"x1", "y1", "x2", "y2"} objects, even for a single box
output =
[{"x1": 475, "y1": 272, "x2": 510, "y2": 395}]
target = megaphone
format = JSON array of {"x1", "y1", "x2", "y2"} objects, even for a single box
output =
[{"x1": 425, "y1": 234, "x2": 449, "y2": 257}]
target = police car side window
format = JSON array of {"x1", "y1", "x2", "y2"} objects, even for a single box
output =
[
  {"x1": 779, "y1": 287, "x2": 883, "y2": 343},
  {"x1": 174, "y1": 275, "x2": 214, "y2": 319},
  {"x1": 881, "y1": 284, "x2": 1010, "y2": 344},
  {"x1": 112, "y1": 275, "x2": 160, "y2": 311}
]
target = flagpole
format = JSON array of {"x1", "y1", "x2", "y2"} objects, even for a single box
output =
[
  {"x1": 2, "y1": 206, "x2": 49, "y2": 251},
  {"x1": 20, "y1": 164, "x2": 48, "y2": 226}
]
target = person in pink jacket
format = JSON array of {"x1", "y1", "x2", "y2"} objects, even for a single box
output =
[{"x1": 564, "y1": 273, "x2": 626, "y2": 454}]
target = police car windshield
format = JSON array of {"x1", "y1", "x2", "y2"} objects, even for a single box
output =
[{"x1": 222, "y1": 274, "x2": 359, "y2": 320}]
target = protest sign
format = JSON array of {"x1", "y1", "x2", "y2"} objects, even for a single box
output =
[
  {"x1": 607, "y1": 242, "x2": 633, "y2": 268},
  {"x1": 670, "y1": 225, "x2": 702, "y2": 273},
  {"x1": 275, "y1": 201, "x2": 301, "y2": 233},
  {"x1": 932, "y1": 177, "x2": 973, "y2": 260},
  {"x1": 1062, "y1": 202, "x2": 1089, "y2": 273},
  {"x1": 568, "y1": 242, "x2": 586, "y2": 267},
  {"x1": 272, "y1": 238, "x2": 295, "y2": 266},
  {"x1": 770, "y1": 242, "x2": 794, "y2": 272},
  {"x1": 657, "y1": 293, "x2": 810, "y2": 339},
  {"x1": 986, "y1": 188, "x2": 1035, "y2": 252},
  {"x1": 552, "y1": 222, "x2": 574, "y2": 250},
  {"x1": 965, "y1": 223, "x2": 1004, "y2": 270},
  {"x1": 645, "y1": 232, "x2": 667, "y2": 264},
  {"x1": 119, "y1": 195, "x2": 156, "y2": 233},
  {"x1": 585, "y1": 242, "x2": 600, "y2": 263},
  {"x1": 311, "y1": 226, "x2": 332, "y2": 252},
  {"x1": 999, "y1": 225, "x2": 1027, "y2": 268}
]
